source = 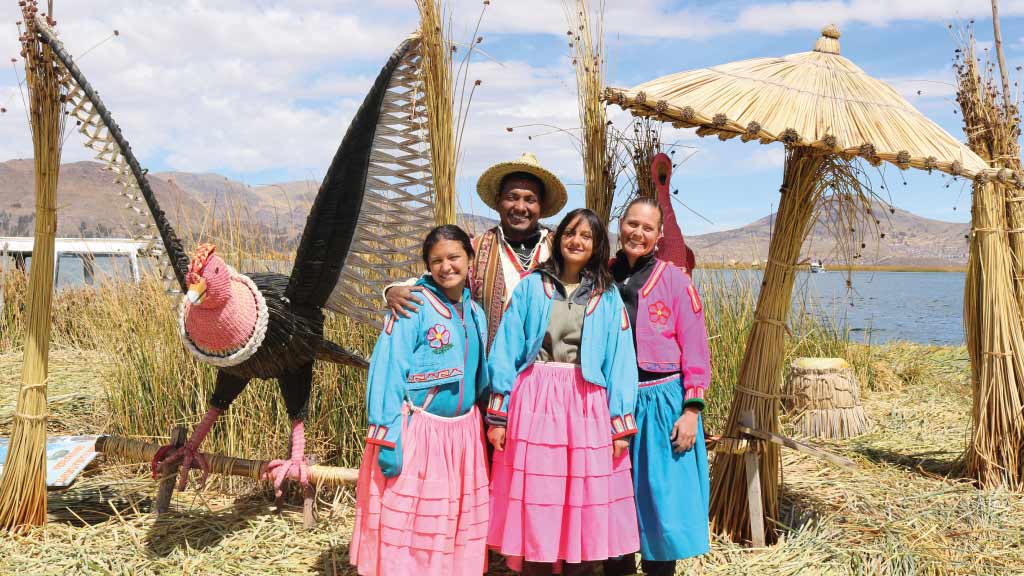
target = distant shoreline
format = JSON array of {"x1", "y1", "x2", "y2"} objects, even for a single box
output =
[{"x1": 695, "y1": 262, "x2": 967, "y2": 273}]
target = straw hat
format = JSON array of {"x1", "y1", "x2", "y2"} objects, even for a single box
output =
[{"x1": 476, "y1": 152, "x2": 567, "y2": 218}]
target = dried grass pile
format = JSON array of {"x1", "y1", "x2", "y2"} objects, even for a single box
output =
[{"x1": 955, "y1": 23, "x2": 1024, "y2": 490}]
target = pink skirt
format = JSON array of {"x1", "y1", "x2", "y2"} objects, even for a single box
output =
[
  {"x1": 350, "y1": 405, "x2": 489, "y2": 576},
  {"x1": 488, "y1": 362, "x2": 640, "y2": 568}
]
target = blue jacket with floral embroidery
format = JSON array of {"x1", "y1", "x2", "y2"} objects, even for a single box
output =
[
  {"x1": 486, "y1": 269, "x2": 640, "y2": 439},
  {"x1": 364, "y1": 276, "x2": 488, "y2": 477}
]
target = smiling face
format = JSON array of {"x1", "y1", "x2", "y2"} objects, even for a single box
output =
[
  {"x1": 427, "y1": 239, "x2": 470, "y2": 296},
  {"x1": 496, "y1": 176, "x2": 543, "y2": 238},
  {"x1": 619, "y1": 202, "x2": 663, "y2": 261},
  {"x1": 560, "y1": 215, "x2": 594, "y2": 270}
]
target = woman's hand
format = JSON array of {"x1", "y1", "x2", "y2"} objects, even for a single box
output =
[
  {"x1": 671, "y1": 406, "x2": 700, "y2": 453},
  {"x1": 613, "y1": 439, "x2": 629, "y2": 459},
  {"x1": 488, "y1": 426, "x2": 506, "y2": 451}
]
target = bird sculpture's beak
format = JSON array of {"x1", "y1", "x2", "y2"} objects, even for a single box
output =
[{"x1": 186, "y1": 277, "x2": 207, "y2": 305}]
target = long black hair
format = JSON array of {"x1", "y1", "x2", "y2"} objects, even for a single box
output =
[
  {"x1": 540, "y1": 208, "x2": 614, "y2": 294},
  {"x1": 422, "y1": 224, "x2": 475, "y2": 266}
]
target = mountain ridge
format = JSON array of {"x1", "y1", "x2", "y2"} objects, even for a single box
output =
[{"x1": 0, "y1": 160, "x2": 969, "y2": 266}]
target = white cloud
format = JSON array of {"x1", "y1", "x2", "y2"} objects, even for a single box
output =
[
  {"x1": 724, "y1": 0, "x2": 1024, "y2": 36},
  {"x1": 746, "y1": 147, "x2": 786, "y2": 171}
]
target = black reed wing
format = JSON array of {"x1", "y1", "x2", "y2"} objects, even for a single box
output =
[
  {"x1": 35, "y1": 18, "x2": 190, "y2": 291},
  {"x1": 286, "y1": 36, "x2": 433, "y2": 319}
]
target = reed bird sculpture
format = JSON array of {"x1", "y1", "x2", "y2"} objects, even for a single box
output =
[{"x1": 35, "y1": 19, "x2": 436, "y2": 496}]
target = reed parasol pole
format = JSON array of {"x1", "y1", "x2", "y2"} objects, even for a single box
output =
[{"x1": 0, "y1": 1, "x2": 65, "y2": 531}]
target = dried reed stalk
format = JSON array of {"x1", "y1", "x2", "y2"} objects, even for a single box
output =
[
  {"x1": 564, "y1": 0, "x2": 612, "y2": 223},
  {"x1": 416, "y1": 0, "x2": 457, "y2": 226},
  {"x1": 955, "y1": 29, "x2": 1024, "y2": 489},
  {"x1": 0, "y1": 4, "x2": 66, "y2": 531},
  {"x1": 416, "y1": 0, "x2": 486, "y2": 226},
  {"x1": 708, "y1": 148, "x2": 866, "y2": 542},
  {"x1": 628, "y1": 117, "x2": 662, "y2": 201}
]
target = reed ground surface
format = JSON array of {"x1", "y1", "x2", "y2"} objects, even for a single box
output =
[
  {"x1": 0, "y1": 270, "x2": 1019, "y2": 575},
  {"x1": 1, "y1": 342, "x2": 1020, "y2": 575}
]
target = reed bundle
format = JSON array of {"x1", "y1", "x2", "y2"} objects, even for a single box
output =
[
  {"x1": 955, "y1": 26, "x2": 1024, "y2": 489},
  {"x1": 0, "y1": 3, "x2": 66, "y2": 532},
  {"x1": 564, "y1": 0, "x2": 613, "y2": 223},
  {"x1": 416, "y1": 0, "x2": 485, "y2": 226},
  {"x1": 708, "y1": 149, "x2": 864, "y2": 542},
  {"x1": 416, "y1": 0, "x2": 456, "y2": 226}
]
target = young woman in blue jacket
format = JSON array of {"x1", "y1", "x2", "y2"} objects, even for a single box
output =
[
  {"x1": 350, "y1": 225, "x2": 490, "y2": 576},
  {"x1": 486, "y1": 208, "x2": 641, "y2": 575}
]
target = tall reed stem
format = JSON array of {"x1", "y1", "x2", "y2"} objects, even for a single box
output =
[{"x1": 0, "y1": 5, "x2": 65, "y2": 531}]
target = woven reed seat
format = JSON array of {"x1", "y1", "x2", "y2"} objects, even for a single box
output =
[{"x1": 784, "y1": 357, "x2": 869, "y2": 439}]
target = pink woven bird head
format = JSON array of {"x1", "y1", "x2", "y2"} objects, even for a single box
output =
[{"x1": 185, "y1": 243, "x2": 231, "y2": 309}]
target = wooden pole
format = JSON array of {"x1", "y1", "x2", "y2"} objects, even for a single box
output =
[
  {"x1": 94, "y1": 435, "x2": 359, "y2": 486},
  {"x1": 155, "y1": 426, "x2": 186, "y2": 514},
  {"x1": 739, "y1": 411, "x2": 766, "y2": 548},
  {"x1": 991, "y1": 0, "x2": 1013, "y2": 112}
]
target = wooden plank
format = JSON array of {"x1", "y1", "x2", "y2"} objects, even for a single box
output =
[
  {"x1": 736, "y1": 423, "x2": 856, "y2": 469},
  {"x1": 739, "y1": 410, "x2": 766, "y2": 548},
  {"x1": 155, "y1": 425, "x2": 186, "y2": 515},
  {"x1": 304, "y1": 454, "x2": 318, "y2": 530},
  {"x1": 744, "y1": 449, "x2": 766, "y2": 548}
]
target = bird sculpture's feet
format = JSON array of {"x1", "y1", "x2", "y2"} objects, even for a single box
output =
[
  {"x1": 151, "y1": 442, "x2": 212, "y2": 491},
  {"x1": 263, "y1": 456, "x2": 311, "y2": 499},
  {"x1": 150, "y1": 406, "x2": 222, "y2": 491},
  {"x1": 264, "y1": 419, "x2": 310, "y2": 499}
]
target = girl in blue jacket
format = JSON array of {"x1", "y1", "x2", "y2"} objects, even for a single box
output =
[
  {"x1": 350, "y1": 225, "x2": 490, "y2": 576},
  {"x1": 486, "y1": 208, "x2": 641, "y2": 575}
]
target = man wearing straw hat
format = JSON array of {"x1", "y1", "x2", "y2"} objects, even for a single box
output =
[{"x1": 385, "y1": 152, "x2": 567, "y2": 351}]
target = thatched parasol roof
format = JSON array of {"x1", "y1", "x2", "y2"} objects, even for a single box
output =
[{"x1": 605, "y1": 25, "x2": 1010, "y2": 182}]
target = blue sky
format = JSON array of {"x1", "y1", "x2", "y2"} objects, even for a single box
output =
[{"x1": 1, "y1": 1, "x2": 1022, "y2": 234}]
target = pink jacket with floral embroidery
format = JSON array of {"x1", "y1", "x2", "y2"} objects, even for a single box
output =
[{"x1": 633, "y1": 260, "x2": 712, "y2": 405}]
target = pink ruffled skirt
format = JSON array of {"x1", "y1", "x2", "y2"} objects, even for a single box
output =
[
  {"x1": 488, "y1": 362, "x2": 640, "y2": 569},
  {"x1": 350, "y1": 405, "x2": 489, "y2": 576}
]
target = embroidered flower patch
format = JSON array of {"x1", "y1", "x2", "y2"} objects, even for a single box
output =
[
  {"x1": 427, "y1": 323, "x2": 453, "y2": 354},
  {"x1": 648, "y1": 301, "x2": 671, "y2": 325}
]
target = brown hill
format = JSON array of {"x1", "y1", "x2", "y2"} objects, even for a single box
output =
[
  {"x1": 685, "y1": 202, "x2": 970, "y2": 267},
  {"x1": 0, "y1": 159, "x2": 204, "y2": 237},
  {"x1": 0, "y1": 160, "x2": 970, "y2": 267}
]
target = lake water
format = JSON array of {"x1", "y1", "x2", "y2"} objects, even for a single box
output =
[{"x1": 694, "y1": 270, "x2": 966, "y2": 346}]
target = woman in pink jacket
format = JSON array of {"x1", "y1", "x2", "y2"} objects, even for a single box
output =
[{"x1": 604, "y1": 197, "x2": 712, "y2": 576}]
